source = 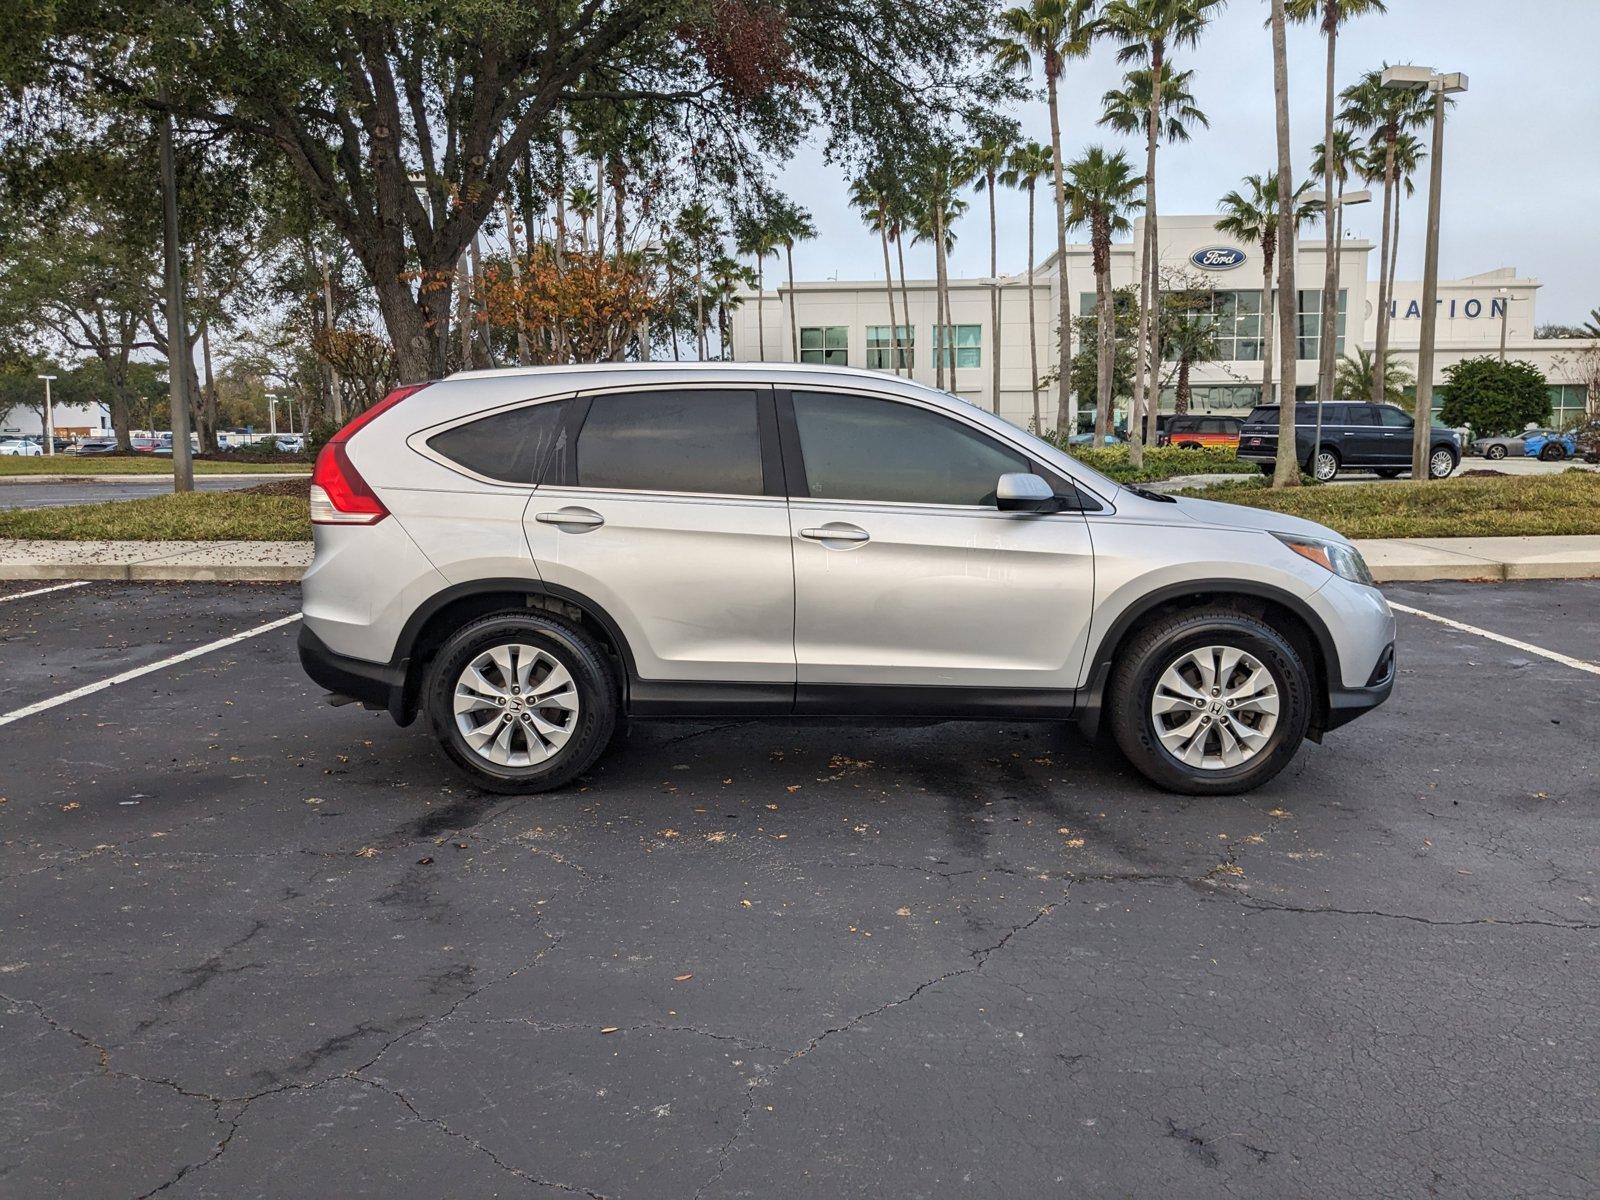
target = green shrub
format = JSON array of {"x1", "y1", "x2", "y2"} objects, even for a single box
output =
[
  {"x1": 1436, "y1": 357, "x2": 1550, "y2": 436},
  {"x1": 1057, "y1": 442, "x2": 1259, "y2": 483}
]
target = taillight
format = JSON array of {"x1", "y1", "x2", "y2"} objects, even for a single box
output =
[{"x1": 309, "y1": 382, "x2": 432, "y2": 526}]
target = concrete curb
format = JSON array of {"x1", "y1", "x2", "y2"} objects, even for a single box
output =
[
  {"x1": 0, "y1": 540, "x2": 310, "y2": 583},
  {"x1": 4, "y1": 535, "x2": 1600, "y2": 587},
  {"x1": 0, "y1": 472, "x2": 309, "y2": 486}
]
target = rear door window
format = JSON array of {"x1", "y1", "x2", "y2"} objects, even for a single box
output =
[
  {"x1": 427, "y1": 399, "x2": 571, "y2": 484},
  {"x1": 574, "y1": 389, "x2": 765, "y2": 495},
  {"x1": 1345, "y1": 405, "x2": 1382, "y2": 427}
]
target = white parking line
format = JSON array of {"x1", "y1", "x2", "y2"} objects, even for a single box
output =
[
  {"x1": 0, "y1": 581, "x2": 90, "y2": 603},
  {"x1": 1389, "y1": 601, "x2": 1600, "y2": 678},
  {"x1": 0, "y1": 613, "x2": 303, "y2": 728}
]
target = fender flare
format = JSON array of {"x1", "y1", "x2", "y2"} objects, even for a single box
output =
[{"x1": 1075, "y1": 578, "x2": 1343, "y2": 736}]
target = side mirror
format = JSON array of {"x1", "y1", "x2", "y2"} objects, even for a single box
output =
[{"x1": 995, "y1": 472, "x2": 1058, "y2": 513}]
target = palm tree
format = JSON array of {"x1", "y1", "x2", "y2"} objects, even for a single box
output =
[
  {"x1": 1335, "y1": 347, "x2": 1413, "y2": 405},
  {"x1": 734, "y1": 213, "x2": 781, "y2": 363},
  {"x1": 848, "y1": 172, "x2": 906, "y2": 377},
  {"x1": 967, "y1": 131, "x2": 1019, "y2": 411},
  {"x1": 910, "y1": 150, "x2": 970, "y2": 392},
  {"x1": 769, "y1": 201, "x2": 817, "y2": 361},
  {"x1": 1310, "y1": 125, "x2": 1361, "y2": 405},
  {"x1": 1288, "y1": 0, "x2": 1387, "y2": 413},
  {"x1": 1382, "y1": 132, "x2": 1424, "y2": 321},
  {"x1": 676, "y1": 202, "x2": 722, "y2": 359},
  {"x1": 992, "y1": 0, "x2": 1101, "y2": 435},
  {"x1": 567, "y1": 184, "x2": 598, "y2": 250},
  {"x1": 1161, "y1": 291, "x2": 1221, "y2": 414},
  {"x1": 709, "y1": 254, "x2": 756, "y2": 360},
  {"x1": 1064, "y1": 146, "x2": 1143, "y2": 444},
  {"x1": 1000, "y1": 141, "x2": 1054, "y2": 429},
  {"x1": 1341, "y1": 67, "x2": 1434, "y2": 404},
  {"x1": 1101, "y1": 0, "x2": 1226, "y2": 461},
  {"x1": 1215, "y1": 173, "x2": 1320, "y2": 411}
]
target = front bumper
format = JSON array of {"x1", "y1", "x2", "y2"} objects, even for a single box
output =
[
  {"x1": 298, "y1": 624, "x2": 413, "y2": 725},
  {"x1": 1321, "y1": 641, "x2": 1395, "y2": 733}
]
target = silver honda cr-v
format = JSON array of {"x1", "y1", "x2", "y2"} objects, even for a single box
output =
[{"x1": 299, "y1": 364, "x2": 1395, "y2": 795}]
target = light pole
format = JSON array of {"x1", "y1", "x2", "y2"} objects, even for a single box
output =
[
  {"x1": 1303, "y1": 188, "x2": 1371, "y2": 478},
  {"x1": 1383, "y1": 65, "x2": 1467, "y2": 479},
  {"x1": 36, "y1": 375, "x2": 57, "y2": 455},
  {"x1": 1496, "y1": 286, "x2": 1520, "y2": 362}
]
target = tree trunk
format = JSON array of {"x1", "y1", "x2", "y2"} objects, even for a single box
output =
[
  {"x1": 157, "y1": 102, "x2": 194, "y2": 491},
  {"x1": 1127, "y1": 60, "x2": 1160, "y2": 469},
  {"x1": 1315, "y1": 13, "x2": 1340, "y2": 410},
  {"x1": 1260, "y1": 240, "x2": 1276, "y2": 405},
  {"x1": 501, "y1": 193, "x2": 532, "y2": 366},
  {"x1": 1269, "y1": 0, "x2": 1301, "y2": 488},
  {"x1": 988, "y1": 168, "x2": 1001, "y2": 413},
  {"x1": 1175, "y1": 356, "x2": 1191, "y2": 414},
  {"x1": 373, "y1": 268, "x2": 434, "y2": 382},
  {"x1": 1026, "y1": 186, "x2": 1040, "y2": 431},
  {"x1": 896, "y1": 232, "x2": 913, "y2": 376},
  {"x1": 786, "y1": 243, "x2": 798, "y2": 361},
  {"x1": 879, "y1": 216, "x2": 900, "y2": 376},
  {"x1": 1141, "y1": 47, "x2": 1166, "y2": 441},
  {"x1": 319, "y1": 254, "x2": 345, "y2": 422},
  {"x1": 198, "y1": 315, "x2": 220, "y2": 454},
  {"x1": 696, "y1": 245, "x2": 708, "y2": 360},
  {"x1": 755, "y1": 257, "x2": 767, "y2": 362},
  {"x1": 1045, "y1": 68, "x2": 1073, "y2": 434},
  {"x1": 1372, "y1": 132, "x2": 1398, "y2": 403},
  {"x1": 933, "y1": 198, "x2": 948, "y2": 392},
  {"x1": 1095, "y1": 255, "x2": 1114, "y2": 444}
]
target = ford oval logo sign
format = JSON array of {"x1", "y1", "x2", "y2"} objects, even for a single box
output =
[{"x1": 1191, "y1": 246, "x2": 1247, "y2": 271}]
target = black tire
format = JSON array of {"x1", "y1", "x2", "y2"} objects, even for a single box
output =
[
  {"x1": 1177, "y1": 441, "x2": 1202, "y2": 451},
  {"x1": 1539, "y1": 442, "x2": 1565, "y2": 462},
  {"x1": 1108, "y1": 607, "x2": 1312, "y2": 796},
  {"x1": 1485, "y1": 444, "x2": 1507, "y2": 461},
  {"x1": 1375, "y1": 468, "x2": 1403, "y2": 479},
  {"x1": 424, "y1": 611, "x2": 618, "y2": 794},
  {"x1": 1258, "y1": 463, "x2": 1275, "y2": 476},
  {"x1": 1311, "y1": 447, "x2": 1341, "y2": 483}
]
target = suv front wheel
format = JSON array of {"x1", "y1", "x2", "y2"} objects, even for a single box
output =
[
  {"x1": 1429, "y1": 447, "x2": 1458, "y2": 479},
  {"x1": 1108, "y1": 608, "x2": 1312, "y2": 795},
  {"x1": 424, "y1": 612, "x2": 618, "y2": 794}
]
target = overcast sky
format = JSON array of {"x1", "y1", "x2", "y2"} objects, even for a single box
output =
[{"x1": 771, "y1": 0, "x2": 1600, "y2": 326}]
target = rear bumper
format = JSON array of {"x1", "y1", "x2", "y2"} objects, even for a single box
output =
[{"x1": 298, "y1": 624, "x2": 413, "y2": 725}]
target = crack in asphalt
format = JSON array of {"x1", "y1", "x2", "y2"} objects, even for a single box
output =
[
  {"x1": 691, "y1": 899, "x2": 1062, "y2": 1199},
  {"x1": 349, "y1": 1073, "x2": 610, "y2": 1198}
]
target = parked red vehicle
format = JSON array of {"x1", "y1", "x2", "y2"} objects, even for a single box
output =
[{"x1": 1158, "y1": 415, "x2": 1243, "y2": 451}]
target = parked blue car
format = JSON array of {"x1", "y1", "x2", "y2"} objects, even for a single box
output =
[{"x1": 1471, "y1": 428, "x2": 1577, "y2": 461}]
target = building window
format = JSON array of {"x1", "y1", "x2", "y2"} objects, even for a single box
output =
[
  {"x1": 866, "y1": 325, "x2": 915, "y2": 370},
  {"x1": 1155, "y1": 291, "x2": 1262, "y2": 362},
  {"x1": 934, "y1": 324, "x2": 982, "y2": 369},
  {"x1": 1549, "y1": 384, "x2": 1591, "y2": 426},
  {"x1": 1296, "y1": 289, "x2": 1348, "y2": 361},
  {"x1": 799, "y1": 326, "x2": 849, "y2": 366}
]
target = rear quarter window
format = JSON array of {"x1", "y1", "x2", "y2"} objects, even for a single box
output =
[{"x1": 426, "y1": 399, "x2": 571, "y2": 484}]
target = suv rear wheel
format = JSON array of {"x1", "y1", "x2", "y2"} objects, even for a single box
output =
[
  {"x1": 1312, "y1": 448, "x2": 1341, "y2": 482},
  {"x1": 1429, "y1": 447, "x2": 1458, "y2": 478},
  {"x1": 424, "y1": 612, "x2": 618, "y2": 794},
  {"x1": 1108, "y1": 607, "x2": 1312, "y2": 795}
]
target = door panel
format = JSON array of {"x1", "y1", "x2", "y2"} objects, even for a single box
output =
[
  {"x1": 526, "y1": 488, "x2": 795, "y2": 682},
  {"x1": 778, "y1": 389, "x2": 1095, "y2": 691},
  {"x1": 788, "y1": 499, "x2": 1095, "y2": 688},
  {"x1": 522, "y1": 386, "x2": 795, "y2": 685}
]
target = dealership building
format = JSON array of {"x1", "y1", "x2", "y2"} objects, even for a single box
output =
[{"x1": 728, "y1": 213, "x2": 1597, "y2": 432}]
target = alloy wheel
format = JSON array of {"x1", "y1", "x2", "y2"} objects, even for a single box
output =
[
  {"x1": 1314, "y1": 451, "x2": 1339, "y2": 482},
  {"x1": 1429, "y1": 449, "x2": 1455, "y2": 479},
  {"x1": 453, "y1": 643, "x2": 580, "y2": 767},
  {"x1": 1150, "y1": 645, "x2": 1281, "y2": 771}
]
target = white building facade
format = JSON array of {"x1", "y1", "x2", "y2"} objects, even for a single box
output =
[{"x1": 729, "y1": 213, "x2": 1597, "y2": 432}]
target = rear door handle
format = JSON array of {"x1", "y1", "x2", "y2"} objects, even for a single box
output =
[
  {"x1": 535, "y1": 507, "x2": 605, "y2": 530},
  {"x1": 799, "y1": 525, "x2": 870, "y2": 544}
]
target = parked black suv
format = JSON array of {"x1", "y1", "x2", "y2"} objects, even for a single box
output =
[{"x1": 1237, "y1": 403, "x2": 1461, "y2": 482}]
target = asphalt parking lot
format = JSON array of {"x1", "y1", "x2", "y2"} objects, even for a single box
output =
[
  {"x1": 1, "y1": 580, "x2": 1595, "y2": 1199},
  {"x1": 0, "y1": 477, "x2": 275, "y2": 510}
]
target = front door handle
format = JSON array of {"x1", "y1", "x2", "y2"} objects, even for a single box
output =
[
  {"x1": 799, "y1": 524, "x2": 870, "y2": 544},
  {"x1": 535, "y1": 507, "x2": 605, "y2": 531}
]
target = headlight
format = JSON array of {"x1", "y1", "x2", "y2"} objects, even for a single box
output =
[{"x1": 1273, "y1": 533, "x2": 1376, "y2": 587}]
